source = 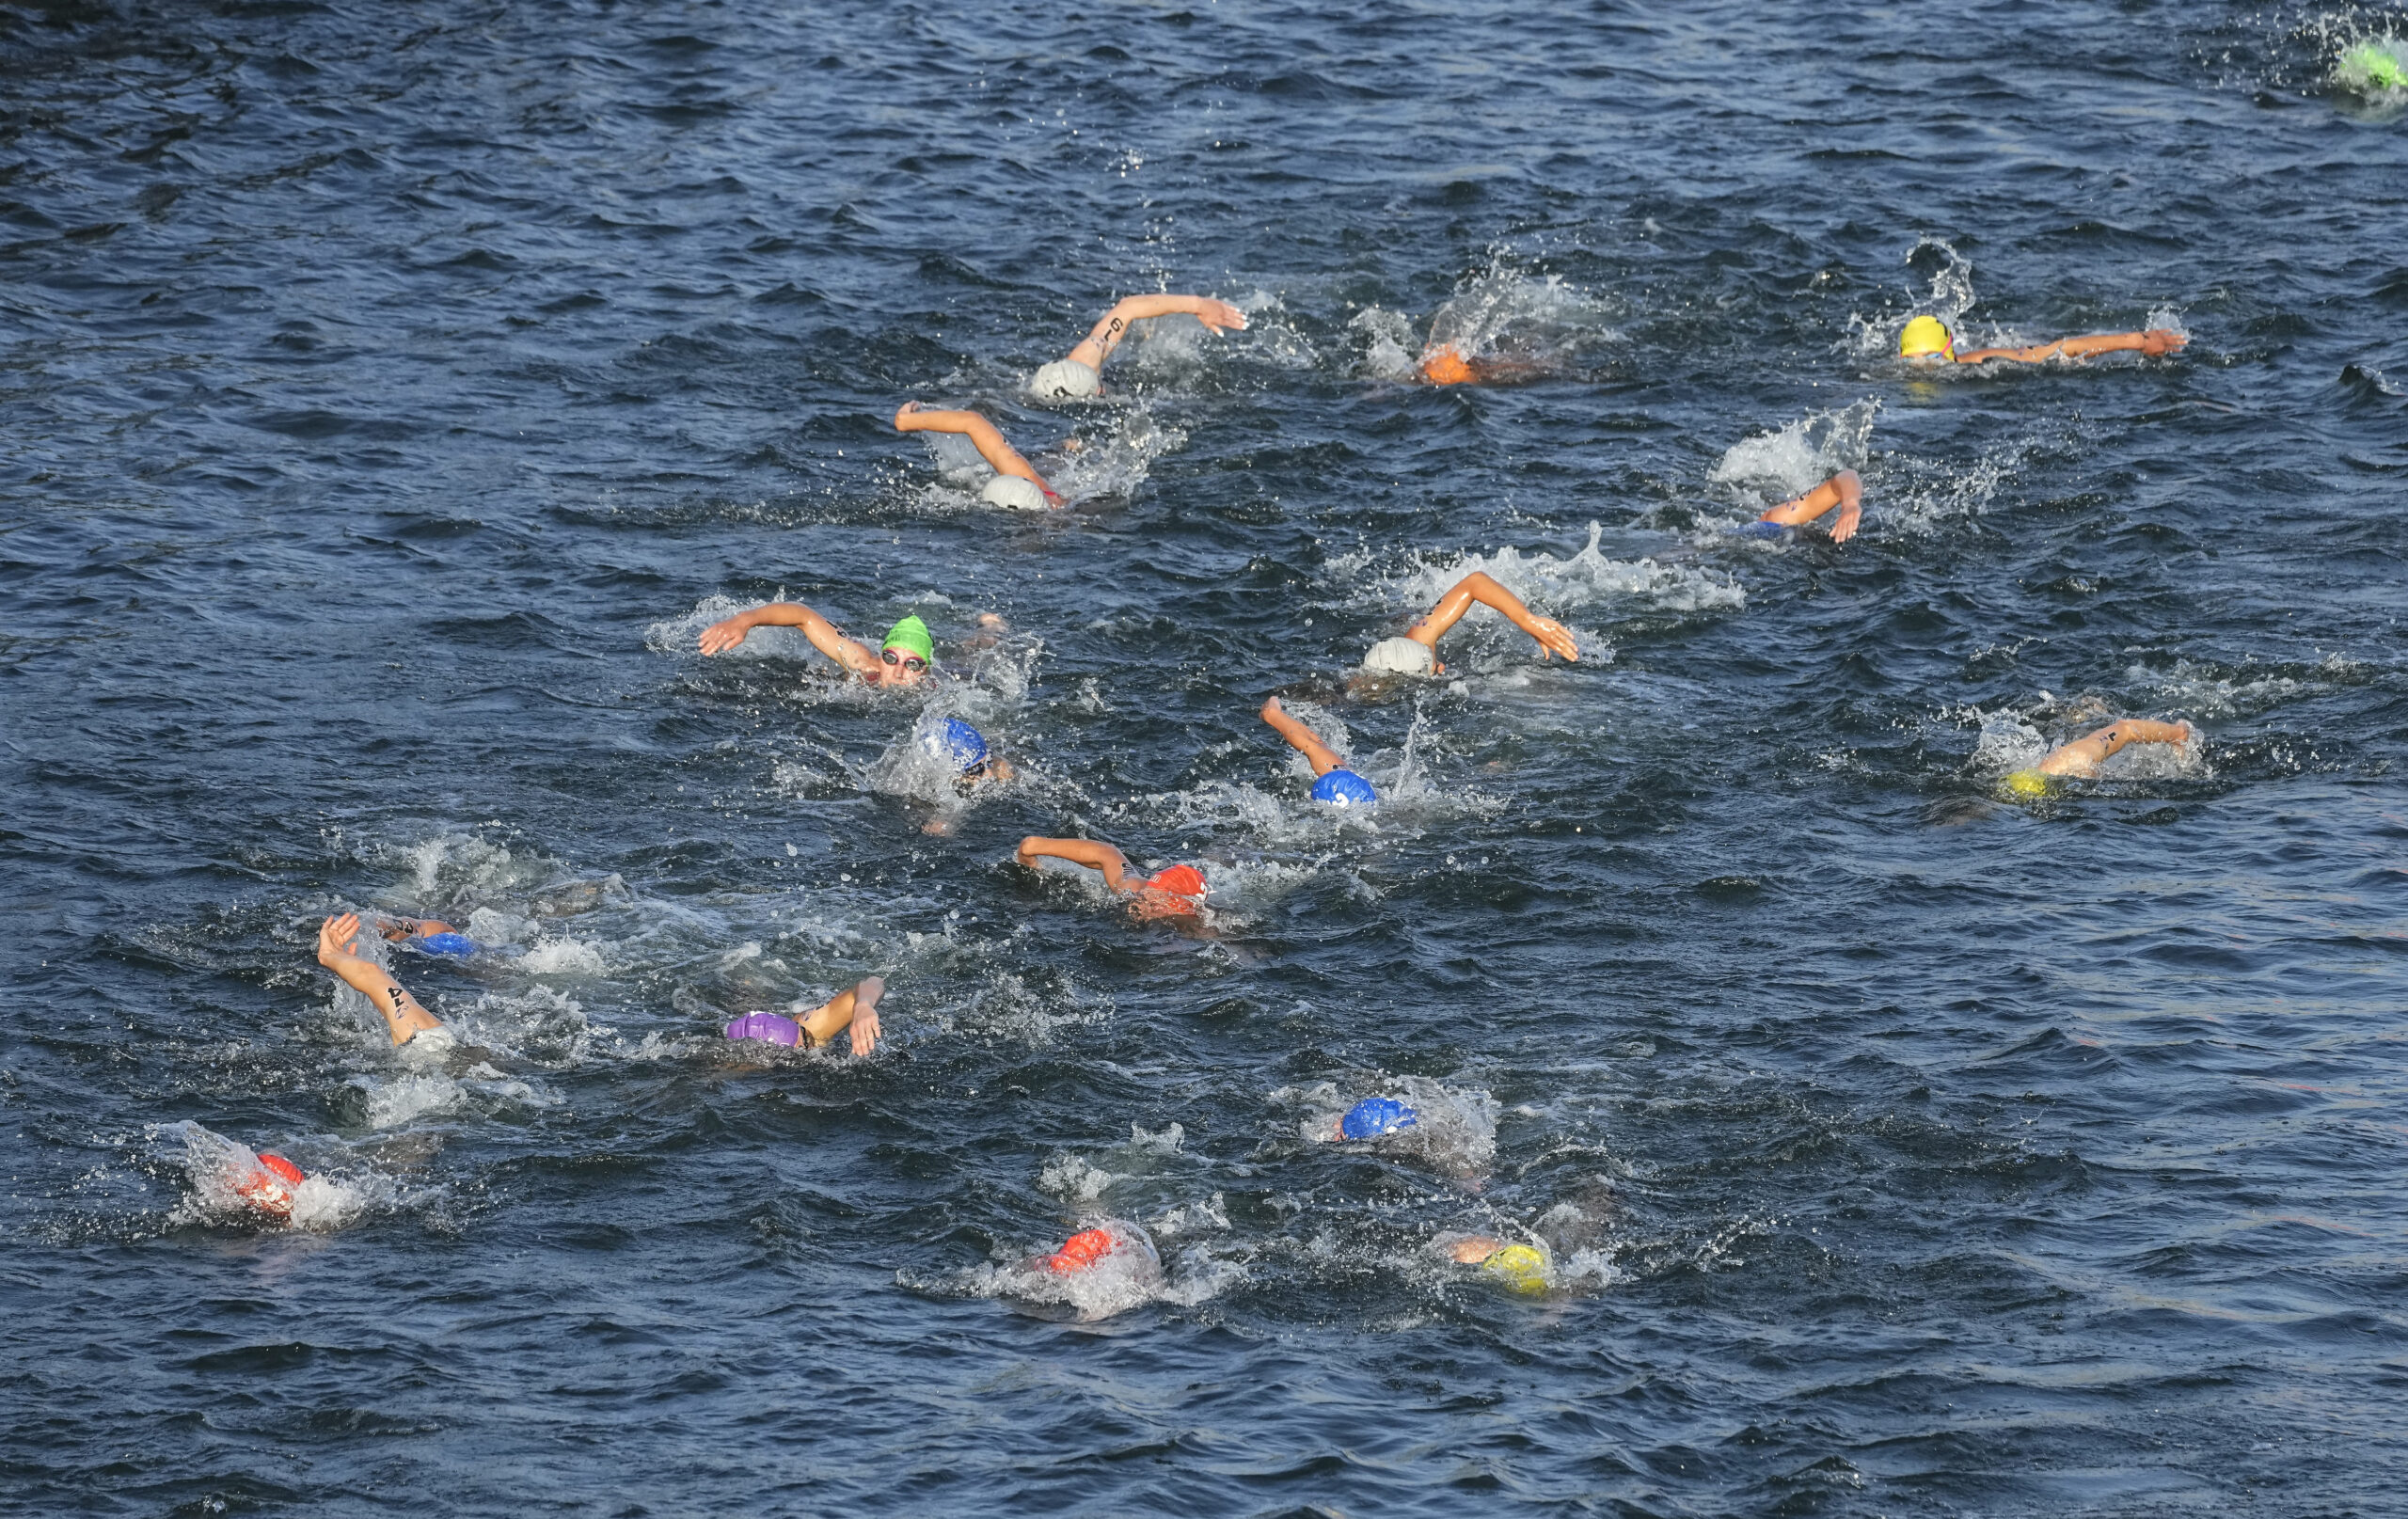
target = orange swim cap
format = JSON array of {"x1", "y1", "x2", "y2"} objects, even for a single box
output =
[
  {"x1": 1047, "y1": 1227, "x2": 1117, "y2": 1274},
  {"x1": 235, "y1": 1152, "x2": 307, "y2": 1217},
  {"x1": 1419, "y1": 345, "x2": 1476, "y2": 386},
  {"x1": 1145, "y1": 865, "x2": 1206, "y2": 899}
]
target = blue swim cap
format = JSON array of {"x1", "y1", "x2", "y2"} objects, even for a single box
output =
[
  {"x1": 416, "y1": 932, "x2": 477, "y2": 958},
  {"x1": 1310, "y1": 767, "x2": 1377, "y2": 806},
  {"x1": 922, "y1": 718, "x2": 988, "y2": 773},
  {"x1": 1732, "y1": 519, "x2": 1784, "y2": 540},
  {"x1": 1339, "y1": 1097, "x2": 1418, "y2": 1141}
]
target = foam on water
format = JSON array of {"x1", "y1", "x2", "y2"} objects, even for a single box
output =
[
  {"x1": 1378, "y1": 524, "x2": 1746, "y2": 632},
  {"x1": 1708, "y1": 399, "x2": 1877, "y2": 504},
  {"x1": 159, "y1": 1121, "x2": 377, "y2": 1231}
]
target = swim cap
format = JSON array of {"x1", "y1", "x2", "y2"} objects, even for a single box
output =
[
  {"x1": 1731, "y1": 519, "x2": 1785, "y2": 541},
  {"x1": 922, "y1": 717, "x2": 988, "y2": 772},
  {"x1": 1310, "y1": 767, "x2": 1378, "y2": 807},
  {"x1": 1339, "y1": 1096, "x2": 1418, "y2": 1141},
  {"x1": 416, "y1": 932, "x2": 476, "y2": 957},
  {"x1": 2002, "y1": 768, "x2": 2052, "y2": 799},
  {"x1": 1899, "y1": 315, "x2": 1955, "y2": 360},
  {"x1": 234, "y1": 1152, "x2": 306, "y2": 1218},
  {"x1": 2343, "y1": 40, "x2": 2407, "y2": 88},
  {"x1": 1361, "y1": 636, "x2": 1436, "y2": 676},
  {"x1": 1030, "y1": 358, "x2": 1101, "y2": 400},
  {"x1": 1145, "y1": 864, "x2": 1207, "y2": 899},
  {"x1": 981, "y1": 475, "x2": 1052, "y2": 512},
  {"x1": 881, "y1": 615, "x2": 936, "y2": 664},
  {"x1": 1047, "y1": 1226, "x2": 1117, "y2": 1274},
  {"x1": 1481, "y1": 1242, "x2": 1549, "y2": 1296},
  {"x1": 725, "y1": 1011, "x2": 802, "y2": 1046},
  {"x1": 1420, "y1": 345, "x2": 1476, "y2": 386}
]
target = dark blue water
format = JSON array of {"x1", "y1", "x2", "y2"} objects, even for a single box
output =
[{"x1": 8, "y1": 0, "x2": 2408, "y2": 1512}]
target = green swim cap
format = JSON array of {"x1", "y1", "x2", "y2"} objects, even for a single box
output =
[
  {"x1": 880, "y1": 615, "x2": 935, "y2": 663},
  {"x1": 2342, "y1": 40, "x2": 2407, "y2": 88}
]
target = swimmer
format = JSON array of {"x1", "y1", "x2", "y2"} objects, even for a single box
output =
[
  {"x1": 1441, "y1": 1235, "x2": 1552, "y2": 1296},
  {"x1": 893, "y1": 401, "x2": 1056, "y2": 510},
  {"x1": 699, "y1": 602, "x2": 943, "y2": 686},
  {"x1": 373, "y1": 915, "x2": 477, "y2": 958},
  {"x1": 1416, "y1": 343, "x2": 1555, "y2": 387},
  {"x1": 1898, "y1": 313, "x2": 2187, "y2": 367},
  {"x1": 2001, "y1": 718, "x2": 2196, "y2": 798},
  {"x1": 723, "y1": 975, "x2": 884, "y2": 1057},
  {"x1": 1259, "y1": 696, "x2": 1377, "y2": 806},
  {"x1": 923, "y1": 717, "x2": 1014, "y2": 786},
  {"x1": 233, "y1": 1150, "x2": 309, "y2": 1221},
  {"x1": 1357, "y1": 570, "x2": 1579, "y2": 680},
  {"x1": 1029, "y1": 293, "x2": 1249, "y2": 399},
  {"x1": 1013, "y1": 836, "x2": 1208, "y2": 919},
  {"x1": 1730, "y1": 468, "x2": 1863, "y2": 544},
  {"x1": 316, "y1": 913, "x2": 449, "y2": 1049}
]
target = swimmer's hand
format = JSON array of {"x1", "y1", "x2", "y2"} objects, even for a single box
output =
[
  {"x1": 2138, "y1": 329, "x2": 2187, "y2": 357},
  {"x1": 318, "y1": 912, "x2": 366, "y2": 968},
  {"x1": 1522, "y1": 614, "x2": 1579, "y2": 663},
  {"x1": 698, "y1": 611, "x2": 757, "y2": 656},
  {"x1": 1192, "y1": 298, "x2": 1248, "y2": 335},
  {"x1": 847, "y1": 978, "x2": 883, "y2": 1057}
]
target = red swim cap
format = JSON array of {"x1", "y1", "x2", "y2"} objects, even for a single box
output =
[
  {"x1": 1145, "y1": 865, "x2": 1206, "y2": 899},
  {"x1": 234, "y1": 1153, "x2": 306, "y2": 1217},
  {"x1": 1047, "y1": 1227, "x2": 1117, "y2": 1274}
]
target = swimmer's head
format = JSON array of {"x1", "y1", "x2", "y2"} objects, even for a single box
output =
[
  {"x1": 415, "y1": 931, "x2": 477, "y2": 958},
  {"x1": 980, "y1": 475, "x2": 1052, "y2": 512},
  {"x1": 1480, "y1": 1242, "x2": 1550, "y2": 1296},
  {"x1": 1046, "y1": 1226, "x2": 1117, "y2": 1274},
  {"x1": 1420, "y1": 345, "x2": 1476, "y2": 386},
  {"x1": 1338, "y1": 1096, "x2": 1418, "y2": 1141},
  {"x1": 1361, "y1": 636, "x2": 1436, "y2": 678},
  {"x1": 922, "y1": 717, "x2": 990, "y2": 774},
  {"x1": 2001, "y1": 768, "x2": 2053, "y2": 800},
  {"x1": 235, "y1": 1151, "x2": 307, "y2": 1219},
  {"x1": 1029, "y1": 358, "x2": 1101, "y2": 400},
  {"x1": 725, "y1": 1011, "x2": 802, "y2": 1047},
  {"x1": 1899, "y1": 314, "x2": 1956, "y2": 362},
  {"x1": 2342, "y1": 40, "x2": 2408, "y2": 88},
  {"x1": 1310, "y1": 767, "x2": 1378, "y2": 807},
  {"x1": 1144, "y1": 863, "x2": 1207, "y2": 899},
  {"x1": 880, "y1": 616, "x2": 936, "y2": 685}
]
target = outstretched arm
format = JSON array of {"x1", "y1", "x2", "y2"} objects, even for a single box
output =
[
  {"x1": 1259, "y1": 696, "x2": 1344, "y2": 778},
  {"x1": 2036, "y1": 719, "x2": 2194, "y2": 778},
  {"x1": 1956, "y1": 329, "x2": 2187, "y2": 365},
  {"x1": 697, "y1": 600, "x2": 881, "y2": 676},
  {"x1": 317, "y1": 913, "x2": 444, "y2": 1047},
  {"x1": 1016, "y1": 836, "x2": 1133, "y2": 893},
  {"x1": 1759, "y1": 469, "x2": 1862, "y2": 543},
  {"x1": 1067, "y1": 294, "x2": 1247, "y2": 371},
  {"x1": 799, "y1": 975, "x2": 885, "y2": 1056},
  {"x1": 1405, "y1": 571, "x2": 1579, "y2": 663},
  {"x1": 895, "y1": 403, "x2": 1052, "y2": 495}
]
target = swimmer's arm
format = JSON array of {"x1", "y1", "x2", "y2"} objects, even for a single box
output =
[
  {"x1": 2035, "y1": 719, "x2": 2194, "y2": 777},
  {"x1": 317, "y1": 913, "x2": 444, "y2": 1047},
  {"x1": 1407, "y1": 571, "x2": 1579, "y2": 662},
  {"x1": 698, "y1": 602, "x2": 880, "y2": 677},
  {"x1": 1259, "y1": 696, "x2": 1342, "y2": 777},
  {"x1": 1956, "y1": 330, "x2": 2186, "y2": 364},
  {"x1": 1759, "y1": 469, "x2": 1862, "y2": 543},
  {"x1": 1066, "y1": 294, "x2": 1247, "y2": 370},
  {"x1": 894, "y1": 403, "x2": 1052, "y2": 495},
  {"x1": 799, "y1": 975, "x2": 884, "y2": 1056},
  {"x1": 1016, "y1": 836, "x2": 1133, "y2": 892}
]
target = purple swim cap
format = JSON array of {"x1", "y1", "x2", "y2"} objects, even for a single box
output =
[{"x1": 724, "y1": 1012, "x2": 802, "y2": 1047}]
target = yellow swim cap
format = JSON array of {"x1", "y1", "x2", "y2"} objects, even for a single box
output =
[
  {"x1": 2002, "y1": 768, "x2": 2052, "y2": 799},
  {"x1": 1480, "y1": 1243, "x2": 1550, "y2": 1296},
  {"x1": 1899, "y1": 315, "x2": 1955, "y2": 360}
]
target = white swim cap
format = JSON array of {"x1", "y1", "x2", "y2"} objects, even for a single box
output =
[
  {"x1": 1361, "y1": 637, "x2": 1436, "y2": 676},
  {"x1": 1029, "y1": 358, "x2": 1100, "y2": 400},
  {"x1": 980, "y1": 475, "x2": 1051, "y2": 512}
]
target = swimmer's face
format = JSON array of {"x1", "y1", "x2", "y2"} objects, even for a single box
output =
[{"x1": 879, "y1": 648, "x2": 929, "y2": 687}]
